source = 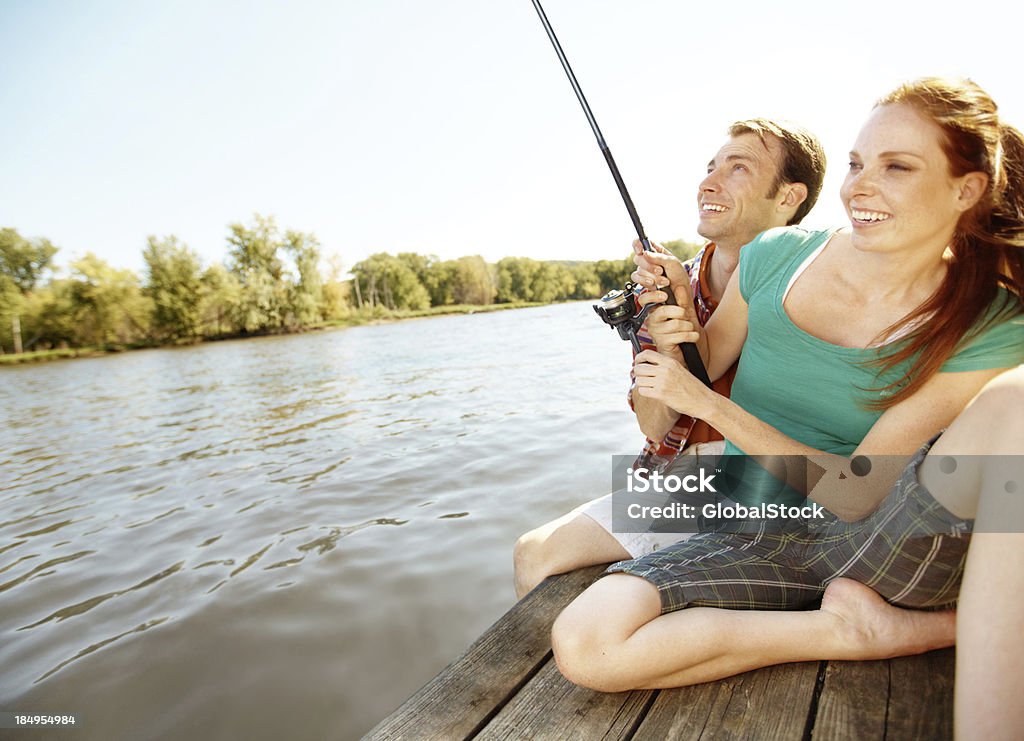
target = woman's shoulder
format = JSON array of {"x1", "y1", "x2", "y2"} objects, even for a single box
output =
[
  {"x1": 748, "y1": 225, "x2": 832, "y2": 248},
  {"x1": 739, "y1": 226, "x2": 835, "y2": 295},
  {"x1": 943, "y1": 290, "x2": 1024, "y2": 371}
]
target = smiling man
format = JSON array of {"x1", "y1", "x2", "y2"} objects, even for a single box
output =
[{"x1": 514, "y1": 119, "x2": 826, "y2": 598}]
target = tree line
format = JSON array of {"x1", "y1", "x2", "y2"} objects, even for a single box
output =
[{"x1": 0, "y1": 215, "x2": 700, "y2": 354}]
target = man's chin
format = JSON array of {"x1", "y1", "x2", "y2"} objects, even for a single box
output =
[{"x1": 696, "y1": 224, "x2": 722, "y2": 242}]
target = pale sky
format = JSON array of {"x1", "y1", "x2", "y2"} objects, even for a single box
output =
[{"x1": 2, "y1": 0, "x2": 1021, "y2": 276}]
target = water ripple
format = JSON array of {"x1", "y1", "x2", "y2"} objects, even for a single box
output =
[
  {"x1": 19, "y1": 561, "x2": 185, "y2": 630},
  {"x1": 35, "y1": 617, "x2": 171, "y2": 683},
  {"x1": 0, "y1": 551, "x2": 96, "y2": 594}
]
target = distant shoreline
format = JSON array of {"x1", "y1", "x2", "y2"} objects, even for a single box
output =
[{"x1": 0, "y1": 301, "x2": 553, "y2": 366}]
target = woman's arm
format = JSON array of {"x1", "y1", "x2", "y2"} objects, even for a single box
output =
[{"x1": 634, "y1": 355, "x2": 1012, "y2": 520}]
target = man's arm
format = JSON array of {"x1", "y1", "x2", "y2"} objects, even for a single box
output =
[{"x1": 626, "y1": 241, "x2": 690, "y2": 443}]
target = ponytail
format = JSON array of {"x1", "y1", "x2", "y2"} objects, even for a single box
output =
[{"x1": 989, "y1": 125, "x2": 1024, "y2": 293}]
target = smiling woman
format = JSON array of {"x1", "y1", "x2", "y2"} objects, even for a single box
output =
[{"x1": 843, "y1": 79, "x2": 1024, "y2": 406}]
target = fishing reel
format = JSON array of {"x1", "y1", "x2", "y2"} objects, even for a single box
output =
[{"x1": 593, "y1": 281, "x2": 652, "y2": 353}]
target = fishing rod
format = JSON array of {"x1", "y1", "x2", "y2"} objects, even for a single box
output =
[{"x1": 530, "y1": 0, "x2": 712, "y2": 388}]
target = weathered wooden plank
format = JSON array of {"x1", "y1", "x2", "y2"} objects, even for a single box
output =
[
  {"x1": 362, "y1": 564, "x2": 606, "y2": 741},
  {"x1": 632, "y1": 660, "x2": 821, "y2": 740},
  {"x1": 811, "y1": 649, "x2": 954, "y2": 741},
  {"x1": 812, "y1": 659, "x2": 890, "y2": 741},
  {"x1": 884, "y1": 648, "x2": 954, "y2": 741},
  {"x1": 474, "y1": 659, "x2": 655, "y2": 741}
]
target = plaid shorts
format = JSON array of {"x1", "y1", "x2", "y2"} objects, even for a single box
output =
[{"x1": 605, "y1": 436, "x2": 974, "y2": 612}]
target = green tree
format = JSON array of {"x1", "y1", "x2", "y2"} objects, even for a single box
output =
[
  {"x1": 528, "y1": 261, "x2": 574, "y2": 303},
  {"x1": 568, "y1": 262, "x2": 601, "y2": 299},
  {"x1": 397, "y1": 252, "x2": 457, "y2": 307},
  {"x1": 143, "y1": 235, "x2": 204, "y2": 341},
  {"x1": 226, "y1": 214, "x2": 289, "y2": 332},
  {"x1": 284, "y1": 230, "x2": 324, "y2": 326},
  {"x1": 351, "y1": 253, "x2": 429, "y2": 311},
  {"x1": 495, "y1": 257, "x2": 539, "y2": 302},
  {"x1": 0, "y1": 228, "x2": 58, "y2": 293},
  {"x1": 321, "y1": 253, "x2": 352, "y2": 319},
  {"x1": 67, "y1": 253, "x2": 151, "y2": 347},
  {"x1": 199, "y1": 264, "x2": 242, "y2": 336},
  {"x1": 423, "y1": 260, "x2": 458, "y2": 306},
  {"x1": 593, "y1": 257, "x2": 633, "y2": 295},
  {"x1": 17, "y1": 281, "x2": 77, "y2": 350},
  {"x1": 0, "y1": 277, "x2": 19, "y2": 352},
  {"x1": 661, "y1": 238, "x2": 703, "y2": 262},
  {"x1": 495, "y1": 257, "x2": 581, "y2": 303},
  {"x1": 450, "y1": 255, "x2": 495, "y2": 305},
  {"x1": 0, "y1": 227, "x2": 58, "y2": 352}
]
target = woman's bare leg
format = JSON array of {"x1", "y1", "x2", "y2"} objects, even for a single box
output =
[
  {"x1": 920, "y1": 368, "x2": 1024, "y2": 739},
  {"x1": 955, "y1": 533, "x2": 1024, "y2": 739},
  {"x1": 552, "y1": 573, "x2": 954, "y2": 692}
]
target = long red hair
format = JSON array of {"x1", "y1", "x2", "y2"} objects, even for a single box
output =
[{"x1": 868, "y1": 78, "x2": 1024, "y2": 408}]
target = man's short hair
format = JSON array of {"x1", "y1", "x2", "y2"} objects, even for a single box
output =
[{"x1": 728, "y1": 118, "x2": 826, "y2": 225}]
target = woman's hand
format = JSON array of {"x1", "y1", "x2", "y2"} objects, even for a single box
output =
[
  {"x1": 639, "y1": 294, "x2": 702, "y2": 353},
  {"x1": 633, "y1": 349, "x2": 714, "y2": 420}
]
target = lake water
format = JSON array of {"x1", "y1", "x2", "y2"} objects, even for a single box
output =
[{"x1": 0, "y1": 303, "x2": 646, "y2": 740}]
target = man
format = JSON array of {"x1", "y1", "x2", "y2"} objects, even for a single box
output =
[{"x1": 513, "y1": 118, "x2": 826, "y2": 598}]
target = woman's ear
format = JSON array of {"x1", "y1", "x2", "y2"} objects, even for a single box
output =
[{"x1": 956, "y1": 171, "x2": 989, "y2": 212}]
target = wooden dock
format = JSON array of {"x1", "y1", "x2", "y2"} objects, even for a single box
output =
[{"x1": 365, "y1": 565, "x2": 953, "y2": 740}]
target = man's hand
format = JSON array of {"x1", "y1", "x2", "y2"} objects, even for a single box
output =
[
  {"x1": 630, "y1": 239, "x2": 701, "y2": 358},
  {"x1": 633, "y1": 349, "x2": 713, "y2": 420},
  {"x1": 631, "y1": 240, "x2": 687, "y2": 292}
]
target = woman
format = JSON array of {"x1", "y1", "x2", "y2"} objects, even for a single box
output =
[{"x1": 550, "y1": 77, "x2": 1024, "y2": 728}]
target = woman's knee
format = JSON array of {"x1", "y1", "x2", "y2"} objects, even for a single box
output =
[
  {"x1": 934, "y1": 369, "x2": 1024, "y2": 458},
  {"x1": 551, "y1": 599, "x2": 631, "y2": 692},
  {"x1": 550, "y1": 575, "x2": 662, "y2": 692},
  {"x1": 967, "y1": 369, "x2": 1024, "y2": 436},
  {"x1": 513, "y1": 521, "x2": 569, "y2": 595}
]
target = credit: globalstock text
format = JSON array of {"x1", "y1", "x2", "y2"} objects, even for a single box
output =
[
  {"x1": 624, "y1": 501, "x2": 826, "y2": 521},
  {"x1": 623, "y1": 467, "x2": 826, "y2": 521}
]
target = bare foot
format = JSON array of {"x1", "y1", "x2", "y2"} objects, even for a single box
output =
[{"x1": 819, "y1": 578, "x2": 956, "y2": 660}]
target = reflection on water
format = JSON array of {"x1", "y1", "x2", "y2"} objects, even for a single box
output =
[{"x1": 0, "y1": 303, "x2": 644, "y2": 739}]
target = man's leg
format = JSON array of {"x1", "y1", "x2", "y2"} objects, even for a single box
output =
[
  {"x1": 514, "y1": 442, "x2": 723, "y2": 599},
  {"x1": 514, "y1": 509, "x2": 630, "y2": 599}
]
